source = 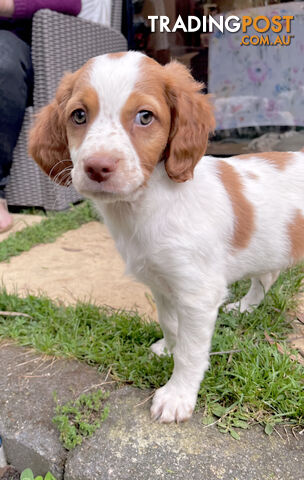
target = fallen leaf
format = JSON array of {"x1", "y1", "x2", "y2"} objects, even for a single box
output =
[
  {"x1": 264, "y1": 331, "x2": 275, "y2": 344},
  {"x1": 276, "y1": 342, "x2": 304, "y2": 366},
  {"x1": 297, "y1": 312, "x2": 304, "y2": 324}
]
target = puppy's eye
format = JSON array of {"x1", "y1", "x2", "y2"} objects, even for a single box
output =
[
  {"x1": 135, "y1": 110, "x2": 153, "y2": 126},
  {"x1": 72, "y1": 109, "x2": 87, "y2": 125}
]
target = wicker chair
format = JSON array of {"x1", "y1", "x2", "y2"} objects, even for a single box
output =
[{"x1": 6, "y1": 1, "x2": 127, "y2": 210}]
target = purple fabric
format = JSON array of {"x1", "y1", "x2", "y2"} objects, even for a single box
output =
[{"x1": 12, "y1": 0, "x2": 81, "y2": 19}]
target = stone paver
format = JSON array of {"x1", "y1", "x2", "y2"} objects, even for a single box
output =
[
  {"x1": 0, "y1": 342, "x2": 112, "y2": 479},
  {"x1": 1, "y1": 343, "x2": 303, "y2": 480},
  {"x1": 65, "y1": 387, "x2": 304, "y2": 480}
]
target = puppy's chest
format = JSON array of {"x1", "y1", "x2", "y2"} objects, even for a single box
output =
[
  {"x1": 110, "y1": 225, "x2": 170, "y2": 294},
  {"x1": 101, "y1": 200, "x2": 173, "y2": 293}
]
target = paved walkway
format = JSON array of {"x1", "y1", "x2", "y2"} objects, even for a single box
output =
[{"x1": 0, "y1": 213, "x2": 303, "y2": 479}]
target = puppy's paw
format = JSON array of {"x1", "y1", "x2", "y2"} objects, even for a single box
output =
[
  {"x1": 151, "y1": 384, "x2": 196, "y2": 423},
  {"x1": 150, "y1": 338, "x2": 171, "y2": 357},
  {"x1": 224, "y1": 301, "x2": 239, "y2": 312},
  {"x1": 225, "y1": 301, "x2": 254, "y2": 313}
]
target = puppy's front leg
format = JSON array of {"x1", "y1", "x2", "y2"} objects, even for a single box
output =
[
  {"x1": 150, "y1": 291, "x2": 178, "y2": 357},
  {"x1": 151, "y1": 278, "x2": 227, "y2": 423}
]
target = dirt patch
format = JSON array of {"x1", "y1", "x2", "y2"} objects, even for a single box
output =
[{"x1": 0, "y1": 222, "x2": 157, "y2": 321}]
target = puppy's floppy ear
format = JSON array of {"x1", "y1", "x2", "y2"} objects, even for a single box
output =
[
  {"x1": 163, "y1": 61, "x2": 215, "y2": 183},
  {"x1": 28, "y1": 72, "x2": 76, "y2": 186}
]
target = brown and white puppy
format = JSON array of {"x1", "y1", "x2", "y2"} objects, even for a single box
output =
[{"x1": 29, "y1": 51, "x2": 304, "y2": 423}]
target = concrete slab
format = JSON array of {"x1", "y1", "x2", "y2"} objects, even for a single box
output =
[
  {"x1": 65, "y1": 387, "x2": 304, "y2": 480},
  {"x1": 0, "y1": 222, "x2": 157, "y2": 321},
  {"x1": 0, "y1": 343, "x2": 303, "y2": 480},
  {"x1": 0, "y1": 342, "x2": 112, "y2": 479}
]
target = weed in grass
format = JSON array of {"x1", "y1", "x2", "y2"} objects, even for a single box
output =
[
  {"x1": 0, "y1": 201, "x2": 99, "y2": 262},
  {"x1": 0, "y1": 265, "x2": 303, "y2": 438},
  {"x1": 52, "y1": 389, "x2": 109, "y2": 450},
  {"x1": 20, "y1": 469, "x2": 57, "y2": 480}
]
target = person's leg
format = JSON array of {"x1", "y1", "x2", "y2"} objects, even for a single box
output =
[{"x1": 0, "y1": 31, "x2": 33, "y2": 232}]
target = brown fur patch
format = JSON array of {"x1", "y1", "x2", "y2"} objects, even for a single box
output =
[
  {"x1": 217, "y1": 160, "x2": 255, "y2": 249},
  {"x1": 120, "y1": 58, "x2": 172, "y2": 180},
  {"x1": 121, "y1": 91, "x2": 171, "y2": 181},
  {"x1": 163, "y1": 61, "x2": 215, "y2": 182},
  {"x1": 107, "y1": 52, "x2": 127, "y2": 60},
  {"x1": 28, "y1": 61, "x2": 96, "y2": 185},
  {"x1": 66, "y1": 86, "x2": 99, "y2": 150},
  {"x1": 237, "y1": 152, "x2": 293, "y2": 170},
  {"x1": 288, "y1": 210, "x2": 304, "y2": 261},
  {"x1": 121, "y1": 56, "x2": 215, "y2": 183},
  {"x1": 247, "y1": 172, "x2": 259, "y2": 180}
]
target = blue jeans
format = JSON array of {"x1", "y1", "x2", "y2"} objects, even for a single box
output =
[{"x1": 0, "y1": 31, "x2": 33, "y2": 198}]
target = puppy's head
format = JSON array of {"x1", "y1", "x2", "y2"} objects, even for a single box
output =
[{"x1": 29, "y1": 52, "x2": 215, "y2": 202}]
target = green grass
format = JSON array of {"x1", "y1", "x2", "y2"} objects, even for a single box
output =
[
  {"x1": 0, "y1": 265, "x2": 303, "y2": 437},
  {"x1": 0, "y1": 201, "x2": 99, "y2": 262}
]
